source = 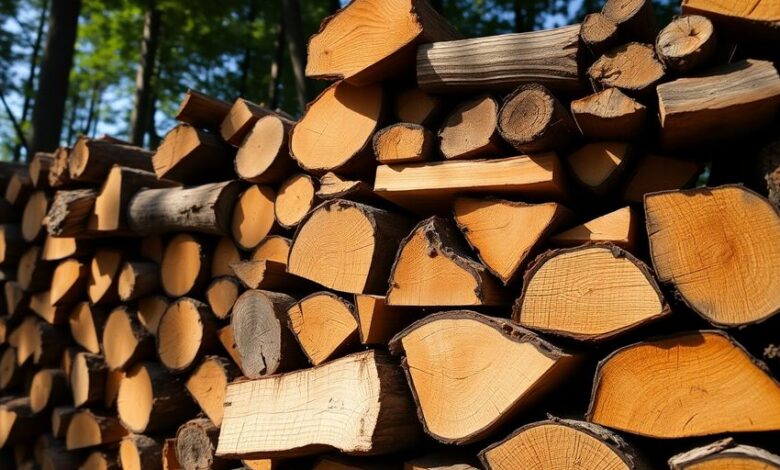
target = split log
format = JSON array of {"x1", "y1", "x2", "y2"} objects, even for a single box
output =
[
  {"x1": 13, "y1": 316, "x2": 68, "y2": 366},
  {"x1": 587, "y1": 330, "x2": 780, "y2": 437},
  {"x1": 373, "y1": 154, "x2": 566, "y2": 214},
  {"x1": 406, "y1": 453, "x2": 478, "y2": 469},
  {"x1": 42, "y1": 235, "x2": 90, "y2": 261},
  {"x1": 217, "y1": 350, "x2": 421, "y2": 459},
  {"x1": 152, "y1": 124, "x2": 235, "y2": 183},
  {"x1": 389, "y1": 311, "x2": 578, "y2": 444},
  {"x1": 137, "y1": 295, "x2": 168, "y2": 335},
  {"x1": 231, "y1": 184, "x2": 277, "y2": 251},
  {"x1": 103, "y1": 306, "x2": 154, "y2": 370},
  {"x1": 128, "y1": 181, "x2": 242, "y2": 235},
  {"x1": 275, "y1": 174, "x2": 319, "y2": 228},
  {"x1": 588, "y1": 43, "x2": 665, "y2": 95},
  {"x1": 50, "y1": 258, "x2": 88, "y2": 306},
  {"x1": 580, "y1": 13, "x2": 620, "y2": 58},
  {"x1": 230, "y1": 290, "x2": 305, "y2": 378},
  {"x1": 453, "y1": 198, "x2": 570, "y2": 284},
  {"x1": 65, "y1": 409, "x2": 127, "y2": 450},
  {"x1": 479, "y1": 418, "x2": 646, "y2": 470},
  {"x1": 28, "y1": 152, "x2": 54, "y2": 188},
  {"x1": 103, "y1": 369, "x2": 123, "y2": 408},
  {"x1": 551, "y1": 206, "x2": 638, "y2": 250},
  {"x1": 290, "y1": 81, "x2": 383, "y2": 175},
  {"x1": 117, "y1": 361, "x2": 197, "y2": 433},
  {"x1": 231, "y1": 259, "x2": 310, "y2": 291},
  {"x1": 29, "y1": 291, "x2": 69, "y2": 325},
  {"x1": 417, "y1": 24, "x2": 581, "y2": 94},
  {"x1": 68, "y1": 136, "x2": 154, "y2": 184},
  {"x1": 51, "y1": 406, "x2": 76, "y2": 439},
  {"x1": 163, "y1": 438, "x2": 182, "y2": 470},
  {"x1": 387, "y1": 217, "x2": 508, "y2": 306},
  {"x1": 0, "y1": 224, "x2": 24, "y2": 266},
  {"x1": 48, "y1": 146, "x2": 74, "y2": 188},
  {"x1": 185, "y1": 355, "x2": 241, "y2": 427},
  {"x1": 306, "y1": 0, "x2": 459, "y2": 84},
  {"x1": 69, "y1": 302, "x2": 106, "y2": 354},
  {"x1": 354, "y1": 295, "x2": 415, "y2": 345},
  {"x1": 602, "y1": 0, "x2": 658, "y2": 41},
  {"x1": 669, "y1": 438, "x2": 780, "y2": 469},
  {"x1": 29, "y1": 368, "x2": 68, "y2": 413},
  {"x1": 0, "y1": 398, "x2": 48, "y2": 447},
  {"x1": 514, "y1": 244, "x2": 668, "y2": 341},
  {"x1": 70, "y1": 352, "x2": 107, "y2": 407},
  {"x1": 622, "y1": 153, "x2": 702, "y2": 203},
  {"x1": 373, "y1": 123, "x2": 435, "y2": 164},
  {"x1": 251, "y1": 235, "x2": 291, "y2": 263},
  {"x1": 234, "y1": 115, "x2": 297, "y2": 184},
  {"x1": 140, "y1": 234, "x2": 163, "y2": 263},
  {"x1": 117, "y1": 260, "x2": 159, "y2": 301},
  {"x1": 439, "y1": 95, "x2": 503, "y2": 160},
  {"x1": 657, "y1": 59, "x2": 780, "y2": 149},
  {"x1": 567, "y1": 142, "x2": 634, "y2": 194},
  {"x1": 160, "y1": 234, "x2": 210, "y2": 298},
  {"x1": 317, "y1": 172, "x2": 380, "y2": 204},
  {"x1": 656, "y1": 15, "x2": 716, "y2": 73},
  {"x1": 81, "y1": 449, "x2": 120, "y2": 470},
  {"x1": 287, "y1": 292, "x2": 359, "y2": 365},
  {"x1": 119, "y1": 434, "x2": 163, "y2": 470},
  {"x1": 5, "y1": 171, "x2": 33, "y2": 209},
  {"x1": 645, "y1": 186, "x2": 780, "y2": 326},
  {"x1": 394, "y1": 88, "x2": 442, "y2": 127},
  {"x1": 220, "y1": 98, "x2": 276, "y2": 146},
  {"x1": 681, "y1": 0, "x2": 780, "y2": 40},
  {"x1": 0, "y1": 348, "x2": 21, "y2": 390},
  {"x1": 175, "y1": 89, "x2": 231, "y2": 130},
  {"x1": 156, "y1": 297, "x2": 220, "y2": 373},
  {"x1": 212, "y1": 237, "x2": 241, "y2": 277},
  {"x1": 571, "y1": 88, "x2": 647, "y2": 140},
  {"x1": 288, "y1": 199, "x2": 413, "y2": 294},
  {"x1": 87, "y1": 248, "x2": 122, "y2": 305},
  {"x1": 206, "y1": 276, "x2": 241, "y2": 319},
  {"x1": 44, "y1": 189, "x2": 97, "y2": 237},
  {"x1": 176, "y1": 418, "x2": 232, "y2": 470},
  {"x1": 21, "y1": 190, "x2": 49, "y2": 242},
  {"x1": 17, "y1": 245, "x2": 53, "y2": 292},
  {"x1": 498, "y1": 84, "x2": 577, "y2": 154},
  {"x1": 216, "y1": 325, "x2": 243, "y2": 370}
]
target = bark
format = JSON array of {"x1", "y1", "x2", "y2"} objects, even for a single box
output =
[
  {"x1": 282, "y1": 0, "x2": 308, "y2": 111},
  {"x1": 130, "y1": 1, "x2": 161, "y2": 146}
]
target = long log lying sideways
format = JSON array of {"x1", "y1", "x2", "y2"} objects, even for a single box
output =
[{"x1": 68, "y1": 137, "x2": 154, "y2": 184}]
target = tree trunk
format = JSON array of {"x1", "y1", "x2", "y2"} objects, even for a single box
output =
[
  {"x1": 81, "y1": 82, "x2": 100, "y2": 135},
  {"x1": 30, "y1": 0, "x2": 82, "y2": 154},
  {"x1": 267, "y1": 21, "x2": 285, "y2": 110},
  {"x1": 282, "y1": 0, "x2": 308, "y2": 111},
  {"x1": 129, "y1": 2, "x2": 161, "y2": 146}
]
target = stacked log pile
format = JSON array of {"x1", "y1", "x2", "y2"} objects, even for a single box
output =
[{"x1": 2, "y1": 0, "x2": 780, "y2": 468}]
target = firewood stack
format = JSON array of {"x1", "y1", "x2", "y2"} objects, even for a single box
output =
[{"x1": 2, "y1": 0, "x2": 780, "y2": 468}]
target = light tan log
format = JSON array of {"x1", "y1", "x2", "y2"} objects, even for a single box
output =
[
  {"x1": 317, "y1": 172, "x2": 380, "y2": 204},
  {"x1": 185, "y1": 355, "x2": 241, "y2": 427},
  {"x1": 65, "y1": 408, "x2": 127, "y2": 450},
  {"x1": 0, "y1": 398, "x2": 48, "y2": 447},
  {"x1": 103, "y1": 306, "x2": 154, "y2": 370},
  {"x1": 15, "y1": 316, "x2": 68, "y2": 366},
  {"x1": 0, "y1": 224, "x2": 25, "y2": 266},
  {"x1": 231, "y1": 184, "x2": 277, "y2": 251},
  {"x1": 217, "y1": 324, "x2": 243, "y2": 370},
  {"x1": 287, "y1": 292, "x2": 359, "y2": 365},
  {"x1": 395, "y1": 88, "x2": 442, "y2": 127},
  {"x1": 570, "y1": 88, "x2": 647, "y2": 141},
  {"x1": 580, "y1": 13, "x2": 620, "y2": 57},
  {"x1": 220, "y1": 98, "x2": 276, "y2": 146},
  {"x1": 44, "y1": 189, "x2": 97, "y2": 237},
  {"x1": 28, "y1": 152, "x2": 54, "y2": 188},
  {"x1": 354, "y1": 295, "x2": 415, "y2": 346},
  {"x1": 373, "y1": 123, "x2": 434, "y2": 164},
  {"x1": 234, "y1": 114, "x2": 297, "y2": 184},
  {"x1": 87, "y1": 248, "x2": 122, "y2": 305},
  {"x1": 21, "y1": 190, "x2": 49, "y2": 242},
  {"x1": 622, "y1": 153, "x2": 701, "y2": 203},
  {"x1": 29, "y1": 291, "x2": 69, "y2": 325},
  {"x1": 18, "y1": 245, "x2": 53, "y2": 292},
  {"x1": 70, "y1": 352, "x2": 107, "y2": 407},
  {"x1": 551, "y1": 206, "x2": 638, "y2": 250},
  {"x1": 567, "y1": 142, "x2": 634, "y2": 194},
  {"x1": 137, "y1": 295, "x2": 169, "y2": 335},
  {"x1": 175, "y1": 89, "x2": 231, "y2": 130},
  {"x1": 206, "y1": 276, "x2": 242, "y2": 320},
  {"x1": 29, "y1": 368, "x2": 68, "y2": 413},
  {"x1": 42, "y1": 234, "x2": 89, "y2": 261},
  {"x1": 157, "y1": 298, "x2": 220, "y2": 373},
  {"x1": 5, "y1": 171, "x2": 33, "y2": 209},
  {"x1": 0, "y1": 348, "x2": 21, "y2": 390},
  {"x1": 81, "y1": 449, "x2": 120, "y2": 470},
  {"x1": 176, "y1": 418, "x2": 232, "y2": 470},
  {"x1": 50, "y1": 258, "x2": 88, "y2": 306},
  {"x1": 275, "y1": 174, "x2": 318, "y2": 229},
  {"x1": 161, "y1": 233, "x2": 210, "y2": 298},
  {"x1": 117, "y1": 260, "x2": 159, "y2": 301},
  {"x1": 681, "y1": 0, "x2": 780, "y2": 40},
  {"x1": 602, "y1": 0, "x2": 658, "y2": 41},
  {"x1": 69, "y1": 136, "x2": 154, "y2": 184},
  {"x1": 51, "y1": 406, "x2": 76, "y2": 439},
  {"x1": 212, "y1": 236, "x2": 241, "y2": 277},
  {"x1": 656, "y1": 15, "x2": 716, "y2": 73},
  {"x1": 69, "y1": 302, "x2": 106, "y2": 354},
  {"x1": 251, "y1": 235, "x2": 290, "y2": 263},
  {"x1": 119, "y1": 434, "x2": 163, "y2": 470},
  {"x1": 588, "y1": 43, "x2": 664, "y2": 95},
  {"x1": 230, "y1": 259, "x2": 310, "y2": 292},
  {"x1": 153, "y1": 124, "x2": 234, "y2": 183},
  {"x1": 439, "y1": 95, "x2": 503, "y2": 160},
  {"x1": 498, "y1": 84, "x2": 577, "y2": 154}
]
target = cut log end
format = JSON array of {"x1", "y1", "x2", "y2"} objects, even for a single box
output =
[
  {"x1": 235, "y1": 115, "x2": 295, "y2": 184},
  {"x1": 287, "y1": 292, "x2": 359, "y2": 365},
  {"x1": 567, "y1": 142, "x2": 633, "y2": 194},
  {"x1": 119, "y1": 435, "x2": 162, "y2": 470},
  {"x1": 373, "y1": 123, "x2": 434, "y2": 164},
  {"x1": 185, "y1": 355, "x2": 239, "y2": 427},
  {"x1": 157, "y1": 298, "x2": 217, "y2": 372},
  {"x1": 231, "y1": 185, "x2": 276, "y2": 250},
  {"x1": 394, "y1": 88, "x2": 441, "y2": 126},
  {"x1": 656, "y1": 14, "x2": 716, "y2": 73},
  {"x1": 440, "y1": 95, "x2": 502, "y2": 160},
  {"x1": 88, "y1": 248, "x2": 122, "y2": 305},
  {"x1": 206, "y1": 277, "x2": 241, "y2": 320},
  {"x1": 498, "y1": 84, "x2": 576, "y2": 154},
  {"x1": 275, "y1": 174, "x2": 318, "y2": 229},
  {"x1": 570, "y1": 88, "x2": 647, "y2": 141},
  {"x1": 103, "y1": 306, "x2": 153, "y2": 370},
  {"x1": 161, "y1": 233, "x2": 209, "y2": 298},
  {"x1": 588, "y1": 43, "x2": 665, "y2": 95}
]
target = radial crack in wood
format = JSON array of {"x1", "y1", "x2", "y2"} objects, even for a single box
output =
[
  {"x1": 185, "y1": 355, "x2": 241, "y2": 427},
  {"x1": 588, "y1": 43, "x2": 665, "y2": 96},
  {"x1": 656, "y1": 15, "x2": 716, "y2": 73}
]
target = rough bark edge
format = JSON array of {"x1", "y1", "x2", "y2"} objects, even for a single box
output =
[
  {"x1": 497, "y1": 84, "x2": 577, "y2": 154},
  {"x1": 286, "y1": 291, "x2": 360, "y2": 365},
  {"x1": 372, "y1": 122, "x2": 434, "y2": 164},
  {"x1": 438, "y1": 94, "x2": 504, "y2": 160},
  {"x1": 668, "y1": 437, "x2": 780, "y2": 469}
]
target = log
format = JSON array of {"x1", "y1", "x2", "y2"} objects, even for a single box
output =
[
  {"x1": 275, "y1": 174, "x2": 319, "y2": 229},
  {"x1": 373, "y1": 123, "x2": 435, "y2": 164},
  {"x1": 17, "y1": 245, "x2": 53, "y2": 292},
  {"x1": 128, "y1": 181, "x2": 242, "y2": 235},
  {"x1": 65, "y1": 409, "x2": 127, "y2": 450},
  {"x1": 175, "y1": 89, "x2": 232, "y2": 130},
  {"x1": 117, "y1": 361, "x2": 197, "y2": 433},
  {"x1": 498, "y1": 84, "x2": 577, "y2": 154},
  {"x1": 0, "y1": 348, "x2": 21, "y2": 390},
  {"x1": 230, "y1": 290, "x2": 305, "y2": 378},
  {"x1": 103, "y1": 306, "x2": 154, "y2": 370},
  {"x1": 588, "y1": 43, "x2": 665, "y2": 95},
  {"x1": 587, "y1": 330, "x2": 780, "y2": 437},
  {"x1": 231, "y1": 259, "x2": 310, "y2": 292},
  {"x1": 580, "y1": 13, "x2": 620, "y2": 58},
  {"x1": 417, "y1": 24, "x2": 582, "y2": 94},
  {"x1": 453, "y1": 197, "x2": 570, "y2": 284},
  {"x1": 622, "y1": 153, "x2": 702, "y2": 203},
  {"x1": 68, "y1": 136, "x2": 154, "y2": 184},
  {"x1": 13, "y1": 316, "x2": 68, "y2": 366},
  {"x1": 234, "y1": 114, "x2": 297, "y2": 184},
  {"x1": 206, "y1": 276, "x2": 241, "y2": 319},
  {"x1": 137, "y1": 295, "x2": 168, "y2": 335},
  {"x1": 387, "y1": 217, "x2": 508, "y2": 306},
  {"x1": 156, "y1": 297, "x2": 220, "y2": 373},
  {"x1": 288, "y1": 199, "x2": 414, "y2": 294},
  {"x1": 394, "y1": 88, "x2": 442, "y2": 127},
  {"x1": 119, "y1": 434, "x2": 163, "y2": 470},
  {"x1": 0, "y1": 224, "x2": 25, "y2": 266},
  {"x1": 160, "y1": 233, "x2": 210, "y2": 298},
  {"x1": 163, "y1": 438, "x2": 182, "y2": 470},
  {"x1": 211, "y1": 236, "x2": 241, "y2": 277},
  {"x1": 354, "y1": 295, "x2": 415, "y2": 346},
  {"x1": 567, "y1": 142, "x2": 634, "y2": 194},
  {"x1": 28, "y1": 152, "x2": 54, "y2": 188},
  {"x1": 373, "y1": 154, "x2": 566, "y2": 214},
  {"x1": 645, "y1": 186, "x2": 780, "y2": 326},
  {"x1": 42, "y1": 235, "x2": 90, "y2": 261},
  {"x1": 29, "y1": 368, "x2": 68, "y2": 413},
  {"x1": 551, "y1": 206, "x2": 638, "y2": 250},
  {"x1": 290, "y1": 81, "x2": 383, "y2": 175},
  {"x1": 306, "y1": 0, "x2": 459, "y2": 84},
  {"x1": 185, "y1": 355, "x2": 241, "y2": 427},
  {"x1": 602, "y1": 0, "x2": 658, "y2": 41},
  {"x1": 176, "y1": 418, "x2": 232, "y2": 470},
  {"x1": 69, "y1": 302, "x2": 106, "y2": 354},
  {"x1": 44, "y1": 189, "x2": 97, "y2": 237},
  {"x1": 152, "y1": 124, "x2": 235, "y2": 183},
  {"x1": 389, "y1": 311, "x2": 578, "y2": 444},
  {"x1": 81, "y1": 449, "x2": 120, "y2": 470},
  {"x1": 571, "y1": 88, "x2": 647, "y2": 141},
  {"x1": 104, "y1": 369, "x2": 123, "y2": 408},
  {"x1": 51, "y1": 406, "x2": 76, "y2": 439},
  {"x1": 87, "y1": 248, "x2": 122, "y2": 305},
  {"x1": 317, "y1": 172, "x2": 380, "y2": 204},
  {"x1": 21, "y1": 190, "x2": 49, "y2": 242},
  {"x1": 217, "y1": 350, "x2": 421, "y2": 459},
  {"x1": 48, "y1": 146, "x2": 74, "y2": 188},
  {"x1": 29, "y1": 291, "x2": 69, "y2": 325},
  {"x1": 70, "y1": 352, "x2": 107, "y2": 407},
  {"x1": 514, "y1": 244, "x2": 668, "y2": 341},
  {"x1": 287, "y1": 292, "x2": 360, "y2": 365},
  {"x1": 656, "y1": 15, "x2": 717, "y2": 73},
  {"x1": 117, "y1": 260, "x2": 159, "y2": 301},
  {"x1": 0, "y1": 398, "x2": 48, "y2": 447},
  {"x1": 669, "y1": 438, "x2": 780, "y2": 469},
  {"x1": 50, "y1": 258, "x2": 88, "y2": 306},
  {"x1": 439, "y1": 95, "x2": 503, "y2": 160},
  {"x1": 5, "y1": 171, "x2": 33, "y2": 209},
  {"x1": 657, "y1": 59, "x2": 780, "y2": 149},
  {"x1": 681, "y1": 0, "x2": 780, "y2": 40},
  {"x1": 220, "y1": 98, "x2": 276, "y2": 146},
  {"x1": 251, "y1": 235, "x2": 290, "y2": 263},
  {"x1": 479, "y1": 418, "x2": 646, "y2": 470},
  {"x1": 216, "y1": 325, "x2": 243, "y2": 371},
  {"x1": 231, "y1": 184, "x2": 276, "y2": 250}
]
